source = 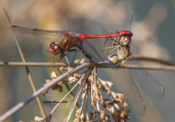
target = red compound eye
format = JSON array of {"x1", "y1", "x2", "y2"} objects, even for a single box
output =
[
  {"x1": 125, "y1": 36, "x2": 131, "y2": 43},
  {"x1": 48, "y1": 42, "x2": 61, "y2": 55}
]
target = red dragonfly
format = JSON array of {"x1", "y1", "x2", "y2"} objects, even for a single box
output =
[
  {"x1": 12, "y1": 25, "x2": 132, "y2": 64},
  {"x1": 11, "y1": 25, "x2": 164, "y2": 115}
]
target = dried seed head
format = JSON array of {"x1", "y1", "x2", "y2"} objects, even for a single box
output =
[
  {"x1": 47, "y1": 65, "x2": 130, "y2": 121},
  {"x1": 76, "y1": 108, "x2": 82, "y2": 117},
  {"x1": 127, "y1": 115, "x2": 131, "y2": 119},
  {"x1": 120, "y1": 111, "x2": 125, "y2": 118},
  {"x1": 111, "y1": 92, "x2": 118, "y2": 98},
  {"x1": 97, "y1": 83, "x2": 103, "y2": 89},
  {"x1": 82, "y1": 93, "x2": 86, "y2": 100},
  {"x1": 51, "y1": 84, "x2": 59, "y2": 90},
  {"x1": 50, "y1": 71, "x2": 57, "y2": 79},
  {"x1": 114, "y1": 103, "x2": 120, "y2": 110},
  {"x1": 46, "y1": 79, "x2": 51, "y2": 84},
  {"x1": 105, "y1": 81, "x2": 113, "y2": 87},
  {"x1": 80, "y1": 113, "x2": 85, "y2": 120},
  {"x1": 86, "y1": 113, "x2": 90, "y2": 121},
  {"x1": 99, "y1": 111, "x2": 105, "y2": 120},
  {"x1": 104, "y1": 114, "x2": 110, "y2": 121},
  {"x1": 91, "y1": 97, "x2": 96, "y2": 105},
  {"x1": 59, "y1": 66, "x2": 65, "y2": 71},
  {"x1": 80, "y1": 58, "x2": 86, "y2": 64},
  {"x1": 120, "y1": 119, "x2": 125, "y2": 122},
  {"x1": 84, "y1": 84, "x2": 89, "y2": 91},
  {"x1": 73, "y1": 73, "x2": 81, "y2": 78},
  {"x1": 111, "y1": 92, "x2": 126, "y2": 103},
  {"x1": 68, "y1": 76, "x2": 77, "y2": 83},
  {"x1": 58, "y1": 85, "x2": 63, "y2": 92},
  {"x1": 110, "y1": 106, "x2": 115, "y2": 114},
  {"x1": 74, "y1": 59, "x2": 81, "y2": 64},
  {"x1": 106, "y1": 89, "x2": 111, "y2": 95},
  {"x1": 73, "y1": 118, "x2": 79, "y2": 122},
  {"x1": 60, "y1": 66, "x2": 72, "y2": 71},
  {"x1": 123, "y1": 102, "x2": 128, "y2": 107},
  {"x1": 88, "y1": 75, "x2": 93, "y2": 82},
  {"x1": 57, "y1": 81, "x2": 63, "y2": 85},
  {"x1": 98, "y1": 94, "x2": 103, "y2": 101},
  {"x1": 34, "y1": 116, "x2": 44, "y2": 121}
]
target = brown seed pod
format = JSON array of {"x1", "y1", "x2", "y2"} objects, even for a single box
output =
[
  {"x1": 74, "y1": 59, "x2": 81, "y2": 64},
  {"x1": 80, "y1": 58, "x2": 86, "y2": 64},
  {"x1": 80, "y1": 113, "x2": 85, "y2": 121}
]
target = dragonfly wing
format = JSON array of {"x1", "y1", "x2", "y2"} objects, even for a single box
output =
[
  {"x1": 110, "y1": 68, "x2": 146, "y2": 115},
  {"x1": 12, "y1": 25, "x2": 68, "y2": 44},
  {"x1": 82, "y1": 39, "x2": 105, "y2": 61},
  {"x1": 12, "y1": 25, "x2": 67, "y2": 35},
  {"x1": 132, "y1": 69, "x2": 165, "y2": 100}
]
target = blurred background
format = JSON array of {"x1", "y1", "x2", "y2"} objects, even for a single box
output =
[{"x1": 0, "y1": 0, "x2": 175, "y2": 122}]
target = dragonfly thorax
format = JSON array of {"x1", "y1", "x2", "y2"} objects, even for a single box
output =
[{"x1": 108, "y1": 45, "x2": 129, "y2": 64}]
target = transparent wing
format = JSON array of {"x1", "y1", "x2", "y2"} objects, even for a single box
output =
[
  {"x1": 107, "y1": 68, "x2": 146, "y2": 115},
  {"x1": 82, "y1": 39, "x2": 105, "y2": 61},
  {"x1": 12, "y1": 25, "x2": 67, "y2": 44},
  {"x1": 12, "y1": 25, "x2": 67, "y2": 34},
  {"x1": 120, "y1": 69, "x2": 146, "y2": 115},
  {"x1": 132, "y1": 69, "x2": 165, "y2": 100},
  {"x1": 116, "y1": 63, "x2": 165, "y2": 115}
]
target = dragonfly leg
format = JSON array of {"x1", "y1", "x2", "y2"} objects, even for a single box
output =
[
  {"x1": 67, "y1": 49, "x2": 81, "y2": 52},
  {"x1": 121, "y1": 60, "x2": 127, "y2": 66},
  {"x1": 108, "y1": 54, "x2": 120, "y2": 64}
]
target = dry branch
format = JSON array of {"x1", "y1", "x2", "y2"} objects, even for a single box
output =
[{"x1": 0, "y1": 63, "x2": 91, "y2": 122}]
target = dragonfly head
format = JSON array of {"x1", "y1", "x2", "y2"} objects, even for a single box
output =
[
  {"x1": 118, "y1": 31, "x2": 133, "y2": 46},
  {"x1": 118, "y1": 36, "x2": 131, "y2": 46},
  {"x1": 49, "y1": 42, "x2": 61, "y2": 55}
]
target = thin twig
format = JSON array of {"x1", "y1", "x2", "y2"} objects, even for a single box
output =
[
  {"x1": 98, "y1": 64, "x2": 175, "y2": 71},
  {"x1": 128, "y1": 56, "x2": 174, "y2": 65},
  {"x1": 1, "y1": 61, "x2": 175, "y2": 71},
  {"x1": 0, "y1": 61, "x2": 66, "y2": 67},
  {"x1": 64, "y1": 83, "x2": 80, "y2": 108},
  {"x1": 3, "y1": 8, "x2": 47, "y2": 119},
  {"x1": 0, "y1": 63, "x2": 91, "y2": 122},
  {"x1": 0, "y1": 56, "x2": 174, "y2": 67},
  {"x1": 50, "y1": 75, "x2": 84, "y2": 115},
  {"x1": 37, "y1": 75, "x2": 85, "y2": 122},
  {"x1": 64, "y1": 68, "x2": 93, "y2": 122}
]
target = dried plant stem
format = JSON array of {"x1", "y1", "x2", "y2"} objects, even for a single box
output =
[
  {"x1": 64, "y1": 83, "x2": 80, "y2": 108},
  {"x1": 128, "y1": 56, "x2": 174, "y2": 65},
  {"x1": 65, "y1": 68, "x2": 93, "y2": 122},
  {"x1": 0, "y1": 63, "x2": 91, "y2": 122},
  {"x1": 1, "y1": 61, "x2": 175, "y2": 72},
  {"x1": 118, "y1": 64, "x2": 175, "y2": 71},
  {"x1": 0, "y1": 56, "x2": 173, "y2": 67},
  {"x1": 96, "y1": 64, "x2": 175, "y2": 71},
  {"x1": 0, "y1": 61, "x2": 66, "y2": 67},
  {"x1": 37, "y1": 75, "x2": 84, "y2": 122},
  {"x1": 1, "y1": 55, "x2": 175, "y2": 72},
  {"x1": 64, "y1": 81, "x2": 84, "y2": 122},
  {"x1": 50, "y1": 75, "x2": 84, "y2": 115},
  {"x1": 3, "y1": 9, "x2": 47, "y2": 119}
]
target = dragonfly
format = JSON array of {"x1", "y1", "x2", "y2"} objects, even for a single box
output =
[
  {"x1": 11, "y1": 24, "x2": 165, "y2": 116},
  {"x1": 12, "y1": 25, "x2": 132, "y2": 63}
]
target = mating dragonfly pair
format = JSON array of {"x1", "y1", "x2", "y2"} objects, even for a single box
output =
[
  {"x1": 12, "y1": 25, "x2": 164, "y2": 115},
  {"x1": 13, "y1": 25, "x2": 133, "y2": 65},
  {"x1": 48, "y1": 30, "x2": 132, "y2": 64}
]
